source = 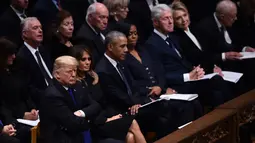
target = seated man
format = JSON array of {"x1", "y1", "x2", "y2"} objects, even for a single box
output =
[
  {"x1": 145, "y1": 4, "x2": 233, "y2": 107},
  {"x1": 194, "y1": 0, "x2": 255, "y2": 92},
  {"x1": 0, "y1": 121, "x2": 19, "y2": 143},
  {"x1": 96, "y1": 31, "x2": 180, "y2": 138},
  {"x1": 39, "y1": 56, "x2": 101, "y2": 143}
]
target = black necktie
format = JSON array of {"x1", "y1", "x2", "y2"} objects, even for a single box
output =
[
  {"x1": 20, "y1": 13, "x2": 27, "y2": 19},
  {"x1": 165, "y1": 37, "x2": 182, "y2": 58},
  {"x1": 35, "y1": 51, "x2": 52, "y2": 84},
  {"x1": 116, "y1": 63, "x2": 132, "y2": 96},
  {"x1": 97, "y1": 32, "x2": 104, "y2": 43}
]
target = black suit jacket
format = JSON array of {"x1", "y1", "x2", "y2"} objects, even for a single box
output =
[
  {"x1": 0, "y1": 6, "x2": 23, "y2": 47},
  {"x1": 32, "y1": 0, "x2": 59, "y2": 29},
  {"x1": 40, "y1": 79, "x2": 100, "y2": 143},
  {"x1": 124, "y1": 45, "x2": 166, "y2": 95},
  {"x1": 95, "y1": 56, "x2": 151, "y2": 113},
  {"x1": 173, "y1": 28, "x2": 215, "y2": 73},
  {"x1": 0, "y1": 69, "x2": 36, "y2": 125},
  {"x1": 145, "y1": 32, "x2": 192, "y2": 88},
  {"x1": 14, "y1": 44, "x2": 53, "y2": 104},
  {"x1": 75, "y1": 22, "x2": 105, "y2": 65},
  {"x1": 194, "y1": 15, "x2": 244, "y2": 66}
]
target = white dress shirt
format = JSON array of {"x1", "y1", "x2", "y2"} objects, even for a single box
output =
[
  {"x1": 213, "y1": 13, "x2": 248, "y2": 60},
  {"x1": 146, "y1": 0, "x2": 159, "y2": 10},
  {"x1": 10, "y1": 5, "x2": 26, "y2": 21},
  {"x1": 153, "y1": 29, "x2": 191, "y2": 82},
  {"x1": 184, "y1": 28, "x2": 202, "y2": 50},
  {"x1": 104, "y1": 53, "x2": 123, "y2": 79},
  {"x1": 24, "y1": 42, "x2": 53, "y2": 85}
]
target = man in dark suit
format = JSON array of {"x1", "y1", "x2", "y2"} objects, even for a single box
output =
[
  {"x1": 31, "y1": 0, "x2": 60, "y2": 33},
  {"x1": 39, "y1": 56, "x2": 100, "y2": 143},
  {"x1": 14, "y1": 17, "x2": 53, "y2": 106},
  {"x1": 75, "y1": 2, "x2": 109, "y2": 65},
  {"x1": 145, "y1": 4, "x2": 232, "y2": 107},
  {"x1": 96, "y1": 31, "x2": 179, "y2": 138},
  {"x1": 195, "y1": 0, "x2": 255, "y2": 91},
  {"x1": 0, "y1": 122, "x2": 19, "y2": 143},
  {"x1": 0, "y1": 0, "x2": 29, "y2": 47}
]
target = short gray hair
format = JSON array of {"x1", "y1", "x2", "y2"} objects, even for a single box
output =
[
  {"x1": 53, "y1": 56, "x2": 78, "y2": 75},
  {"x1": 105, "y1": 31, "x2": 126, "y2": 47},
  {"x1": 21, "y1": 17, "x2": 39, "y2": 32},
  {"x1": 216, "y1": 0, "x2": 237, "y2": 15},
  {"x1": 151, "y1": 4, "x2": 171, "y2": 20},
  {"x1": 103, "y1": 0, "x2": 129, "y2": 16}
]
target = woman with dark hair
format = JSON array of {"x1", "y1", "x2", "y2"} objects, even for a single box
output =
[
  {"x1": 46, "y1": 10, "x2": 74, "y2": 63},
  {"x1": 0, "y1": 38, "x2": 38, "y2": 143},
  {"x1": 71, "y1": 45, "x2": 147, "y2": 143},
  {"x1": 71, "y1": 45, "x2": 102, "y2": 102}
]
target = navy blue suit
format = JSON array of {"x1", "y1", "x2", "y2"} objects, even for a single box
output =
[{"x1": 145, "y1": 32, "x2": 232, "y2": 107}]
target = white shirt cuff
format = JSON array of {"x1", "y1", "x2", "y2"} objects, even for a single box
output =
[
  {"x1": 183, "y1": 73, "x2": 190, "y2": 82},
  {"x1": 78, "y1": 110, "x2": 86, "y2": 117},
  {"x1": 242, "y1": 46, "x2": 249, "y2": 52},
  {"x1": 222, "y1": 53, "x2": 226, "y2": 60}
]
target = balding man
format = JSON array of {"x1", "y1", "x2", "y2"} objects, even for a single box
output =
[
  {"x1": 40, "y1": 56, "x2": 100, "y2": 143},
  {"x1": 75, "y1": 2, "x2": 109, "y2": 64},
  {"x1": 195, "y1": 0, "x2": 255, "y2": 92}
]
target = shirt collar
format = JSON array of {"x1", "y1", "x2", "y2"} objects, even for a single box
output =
[
  {"x1": 104, "y1": 53, "x2": 118, "y2": 68},
  {"x1": 86, "y1": 20, "x2": 98, "y2": 35},
  {"x1": 24, "y1": 42, "x2": 38, "y2": 54},
  {"x1": 154, "y1": 29, "x2": 168, "y2": 40},
  {"x1": 213, "y1": 13, "x2": 222, "y2": 30},
  {"x1": 63, "y1": 86, "x2": 68, "y2": 90},
  {"x1": 10, "y1": 5, "x2": 25, "y2": 16}
]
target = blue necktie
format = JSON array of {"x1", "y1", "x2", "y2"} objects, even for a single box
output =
[
  {"x1": 68, "y1": 88, "x2": 92, "y2": 143},
  {"x1": 165, "y1": 37, "x2": 182, "y2": 58},
  {"x1": 116, "y1": 63, "x2": 133, "y2": 96},
  {"x1": 0, "y1": 120, "x2": 3, "y2": 126}
]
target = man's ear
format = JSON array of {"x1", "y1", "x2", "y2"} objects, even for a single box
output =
[
  {"x1": 108, "y1": 43, "x2": 114, "y2": 52},
  {"x1": 153, "y1": 19, "x2": 159, "y2": 27}
]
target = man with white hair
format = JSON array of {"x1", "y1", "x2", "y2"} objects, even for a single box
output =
[
  {"x1": 195, "y1": 0, "x2": 255, "y2": 92},
  {"x1": 145, "y1": 4, "x2": 233, "y2": 107},
  {"x1": 15, "y1": 17, "x2": 53, "y2": 105},
  {"x1": 75, "y1": 2, "x2": 109, "y2": 64},
  {"x1": 39, "y1": 56, "x2": 100, "y2": 143}
]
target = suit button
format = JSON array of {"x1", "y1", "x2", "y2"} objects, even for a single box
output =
[
  {"x1": 152, "y1": 80, "x2": 156, "y2": 83},
  {"x1": 149, "y1": 76, "x2": 153, "y2": 79},
  {"x1": 148, "y1": 72, "x2": 151, "y2": 75},
  {"x1": 146, "y1": 67, "x2": 149, "y2": 70}
]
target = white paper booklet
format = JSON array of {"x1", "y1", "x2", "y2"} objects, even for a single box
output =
[
  {"x1": 17, "y1": 118, "x2": 40, "y2": 127},
  {"x1": 160, "y1": 94, "x2": 198, "y2": 101},
  {"x1": 189, "y1": 73, "x2": 217, "y2": 82},
  {"x1": 221, "y1": 71, "x2": 243, "y2": 83},
  {"x1": 239, "y1": 52, "x2": 255, "y2": 59}
]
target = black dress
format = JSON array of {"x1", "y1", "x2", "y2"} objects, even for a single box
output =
[
  {"x1": 47, "y1": 35, "x2": 73, "y2": 63},
  {"x1": 78, "y1": 74, "x2": 134, "y2": 141}
]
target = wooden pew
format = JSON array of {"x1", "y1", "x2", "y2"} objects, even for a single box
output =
[
  {"x1": 217, "y1": 89, "x2": 255, "y2": 127},
  {"x1": 155, "y1": 108, "x2": 238, "y2": 143},
  {"x1": 155, "y1": 89, "x2": 255, "y2": 143}
]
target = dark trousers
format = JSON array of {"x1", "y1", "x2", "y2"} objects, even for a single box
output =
[{"x1": 0, "y1": 133, "x2": 20, "y2": 143}]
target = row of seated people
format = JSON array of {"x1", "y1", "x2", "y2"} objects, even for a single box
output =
[{"x1": 0, "y1": 1, "x2": 255, "y2": 143}]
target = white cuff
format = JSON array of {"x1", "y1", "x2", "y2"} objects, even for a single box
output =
[
  {"x1": 183, "y1": 73, "x2": 190, "y2": 82},
  {"x1": 242, "y1": 46, "x2": 249, "y2": 52},
  {"x1": 222, "y1": 53, "x2": 226, "y2": 60},
  {"x1": 78, "y1": 110, "x2": 86, "y2": 117}
]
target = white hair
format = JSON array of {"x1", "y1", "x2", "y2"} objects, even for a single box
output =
[
  {"x1": 21, "y1": 17, "x2": 39, "y2": 32},
  {"x1": 86, "y1": 3, "x2": 97, "y2": 20},
  {"x1": 216, "y1": 0, "x2": 237, "y2": 15},
  {"x1": 151, "y1": 4, "x2": 171, "y2": 20}
]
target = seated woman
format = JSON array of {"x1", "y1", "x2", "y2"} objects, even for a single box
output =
[
  {"x1": 171, "y1": 1, "x2": 223, "y2": 74},
  {"x1": 0, "y1": 38, "x2": 38, "y2": 143},
  {"x1": 46, "y1": 10, "x2": 74, "y2": 63},
  {"x1": 103, "y1": 0, "x2": 130, "y2": 33},
  {"x1": 71, "y1": 45, "x2": 146, "y2": 143},
  {"x1": 117, "y1": 23, "x2": 203, "y2": 127}
]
